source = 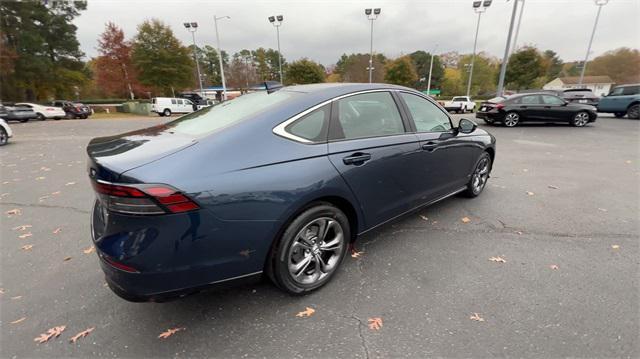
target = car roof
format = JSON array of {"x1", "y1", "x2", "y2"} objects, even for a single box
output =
[{"x1": 281, "y1": 83, "x2": 410, "y2": 95}]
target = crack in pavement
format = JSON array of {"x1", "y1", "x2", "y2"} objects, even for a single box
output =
[
  {"x1": 346, "y1": 314, "x2": 370, "y2": 359},
  {"x1": 0, "y1": 201, "x2": 90, "y2": 214},
  {"x1": 389, "y1": 225, "x2": 635, "y2": 240}
]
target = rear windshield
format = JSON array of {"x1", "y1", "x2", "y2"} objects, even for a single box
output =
[
  {"x1": 166, "y1": 91, "x2": 297, "y2": 136},
  {"x1": 452, "y1": 97, "x2": 467, "y2": 101},
  {"x1": 486, "y1": 97, "x2": 506, "y2": 103}
]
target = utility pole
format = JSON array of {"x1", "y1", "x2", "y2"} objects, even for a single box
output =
[
  {"x1": 183, "y1": 22, "x2": 204, "y2": 97},
  {"x1": 426, "y1": 44, "x2": 438, "y2": 96},
  {"x1": 214, "y1": 15, "x2": 230, "y2": 101},
  {"x1": 510, "y1": 0, "x2": 525, "y2": 56},
  {"x1": 579, "y1": 0, "x2": 609, "y2": 86},
  {"x1": 496, "y1": 0, "x2": 519, "y2": 98},
  {"x1": 364, "y1": 8, "x2": 381, "y2": 83},
  {"x1": 467, "y1": 1, "x2": 491, "y2": 97},
  {"x1": 268, "y1": 15, "x2": 284, "y2": 83}
]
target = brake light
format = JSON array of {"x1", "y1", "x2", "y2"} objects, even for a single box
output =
[
  {"x1": 103, "y1": 256, "x2": 139, "y2": 273},
  {"x1": 495, "y1": 103, "x2": 505, "y2": 110},
  {"x1": 91, "y1": 181, "x2": 199, "y2": 215},
  {"x1": 76, "y1": 106, "x2": 82, "y2": 111}
]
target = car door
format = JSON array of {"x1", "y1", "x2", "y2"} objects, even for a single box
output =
[
  {"x1": 397, "y1": 91, "x2": 478, "y2": 201},
  {"x1": 517, "y1": 95, "x2": 544, "y2": 120},
  {"x1": 327, "y1": 91, "x2": 421, "y2": 228},
  {"x1": 540, "y1": 94, "x2": 573, "y2": 121}
]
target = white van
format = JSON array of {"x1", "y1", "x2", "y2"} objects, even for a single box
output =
[{"x1": 151, "y1": 97, "x2": 197, "y2": 116}]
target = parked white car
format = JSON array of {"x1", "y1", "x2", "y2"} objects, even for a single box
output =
[
  {"x1": 15, "y1": 102, "x2": 66, "y2": 120},
  {"x1": 151, "y1": 97, "x2": 199, "y2": 117},
  {"x1": 0, "y1": 118, "x2": 13, "y2": 146},
  {"x1": 442, "y1": 96, "x2": 476, "y2": 113}
]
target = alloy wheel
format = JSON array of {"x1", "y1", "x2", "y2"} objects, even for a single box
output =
[
  {"x1": 287, "y1": 217, "x2": 344, "y2": 285},
  {"x1": 504, "y1": 113, "x2": 519, "y2": 127},
  {"x1": 573, "y1": 112, "x2": 589, "y2": 127},
  {"x1": 628, "y1": 104, "x2": 640, "y2": 119},
  {"x1": 471, "y1": 157, "x2": 490, "y2": 194},
  {"x1": 0, "y1": 128, "x2": 7, "y2": 145}
]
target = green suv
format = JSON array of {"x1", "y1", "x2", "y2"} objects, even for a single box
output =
[{"x1": 597, "y1": 84, "x2": 640, "y2": 119}]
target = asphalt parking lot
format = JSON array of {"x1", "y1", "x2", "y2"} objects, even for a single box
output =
[{"x1": 1, "y1": 114, "x2": 638, "y2": 358}]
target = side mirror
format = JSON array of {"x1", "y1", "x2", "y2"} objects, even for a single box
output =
[{"x1": 458, "y1": 118, "x2": 477, "y2": 134}]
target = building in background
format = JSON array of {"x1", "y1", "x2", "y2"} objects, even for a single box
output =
[{"x1": 543, "y1": 76, "x2": 614, "y2": 96}]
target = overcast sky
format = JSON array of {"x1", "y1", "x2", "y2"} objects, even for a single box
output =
[{"x1": 74, "y1": 0, "x2": 640, "y2": 66}]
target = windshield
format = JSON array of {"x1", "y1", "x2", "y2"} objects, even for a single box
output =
[
  {"x1": 166, "y1": 91, "x2": 297, "y2": 136},
  {"x1": 452, "y1": 97, "x2": 467, "y2": 101}
]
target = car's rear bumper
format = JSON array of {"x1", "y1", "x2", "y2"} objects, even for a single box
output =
[{"x1": 475, "y1": 112, "x2": 503, "y2": 121}]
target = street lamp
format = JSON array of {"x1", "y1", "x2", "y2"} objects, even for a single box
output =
[
  {"x1": 268, "y1": 15, "x2": 284, "y2": 84},
  {"x1": 364, "y1": 8, "x2": 381, "y2": 83},
  {"x1": 427, "y1": 44, "x2": 439, "y2": 96},
  {"x1": 496, "y1": 0, "x2": 520, "y2": 97},
  {"x1": 466, "y1": 0, "x2": 491, "y2": 97},
  {"x1": 183, "y1": 22, "x2": 204, "y2": 98},
  {"x1": 510, "y1": 0, "x2": 526, "y2": 56},
  {"x1": 214, "y1": 15, "x2": 230, "y2": 101},
  {"x1": 579, "y1": 0, "x2": 609, "y2": 86}
]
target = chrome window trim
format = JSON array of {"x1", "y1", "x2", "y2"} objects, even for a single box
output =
[{"x1": 272, "y1": 89, "x2": 394, "y2": 144}]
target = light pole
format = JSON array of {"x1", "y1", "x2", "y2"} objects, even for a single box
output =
[
  {"x1": 467, "y1": 0, "x2": 491, "y2": 97},
  {"x1": 214, "y1": 15, "x2": 230, "y2": 101},
  {"x1": 426, "y1": 44, "x2": 438, "y2": 96},
  {"x1": 496, "y1": 0, "x2": 520, "y2": 97},
  {"x1": 510, "y1": 0, "x2": 525, "y2": 56},
  {"x1": 268, "y1": 15, "x2": 284, "y2": 84},
  {"x1": 183, "y1": 22, "x2": 204, "y2": 97},
  {"x1": 579, "y1": 0, "x2": 609, "y2": 86},
  {"x1": 364, "y1": 8, "x2": 381, "y2": 83}
]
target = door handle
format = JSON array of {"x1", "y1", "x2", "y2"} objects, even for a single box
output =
[
  {"x1": 422, "y1": 142, "x2": 438, "y2": 152},
  {"x1": 343, "y1": 153, "x2": 372, "y2": 165}
]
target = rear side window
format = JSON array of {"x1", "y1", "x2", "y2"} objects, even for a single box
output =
[
  {"x1": 171, "y1": 99, "x2": 177, "y2": 105},
  {"x1": 400, "y1": 92, "x2": 452, "y2": 132},
  {"x1": 285, "y1": 104, "x2": 330, "y2": 143},
  {"x1": 333, "y1": 92, "x2": 404, "y2": 140},
  {"x1": 541, "y1": 95, "x2": 565, "y2": 105},
  {"x1": 623, "y1": 86, "x2": 640, "y2": 95}
]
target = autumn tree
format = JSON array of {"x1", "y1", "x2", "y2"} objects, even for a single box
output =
[
  {"x1": 409, "y1": 51, "x2": 445, "y2": 90},
  {"x1": 587, "y1": 47, "x2": 640, "y2": 84},
  {"x1": 131, "y1": 19, "x2": 194, "y2": 95},
  {"x1": 335, "y1": 53, "x2": 387, "y2": 83},
  {"x1": 458, "y1": 52, "x2": 499, "y2": 96},
  {"x1": 226, "y1": 50, "x2": 259, "y2": 89},
  {"x1": 0, "y1": 1, "x2": 87, "y2": 101},
  {"x1": 384, "y1": 56, "x2": 418, "y2": 87},
  {"x1": 94, "y1": 22, "x2": 146, "y2": 99},
  {"x1": 285, "y1": 58, "x2": 325, "y2": 85},
  {"x1": 505, "y1": 47, "x2": 545, "y2": 90},
  {"x1": 196, "y1": 45, "x2": 228, "y2": 86},
  {"x1": 441, "y1": 68, "x2": 464, "y2": 96}
]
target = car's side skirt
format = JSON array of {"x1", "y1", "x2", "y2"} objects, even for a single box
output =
[{"x1": 357, "y1": 186, "x2": 467, "y2": 236}]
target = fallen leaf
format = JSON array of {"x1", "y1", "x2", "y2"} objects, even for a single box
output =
[
  {"x1": 351, "y1": 249, "x2": 364, "y2": 258},
  {"x1": 470, "y1": 313, "x2": 485, "y2": 322},
  {"x1": 35, "y1": 177, "x2": 46, "y2": 180},
  {"x1": 461, "y1": 217, "x2": 471, "y2": 223},
  {"x1": 611, "y1": 245, "x2": 620, "y2": 250},
  {"x1": 598, "y1": 208, "x2": 608, "y2": 212},
  {"x1": 625, "y1": 160, "x2": 632, "y2": 164},
  {"x1": 549, "y1": 264, "x2": 559, "y2": 270},
  {"x1": 368, "y1": 317, "x2": 383, "y2": 330},
  {"x1": 1, "y1": 192, "x2": 9, "y2": 197},
  {"x1": 63, "y1": 257, "x2": 72, "y2": 262},
  {"x1": 34, "y1": 326, "x2": 66, "y2": 344},
  {"x1": 522, "y1": 169, "x2": 529, "y2": 172},
  {"x1": 40, "y1": 166, "x2": 51, "y2": 171},
  {"x1": 547, "y1": 185, "x2": 559, "y2": 190},
  {"x1": 238, "y1": 249, "x2": 255, "y2": 257},
  {"x1": 11, "y1": 295, "x2": 22, "y2": 300},
  {"x1": 13, "y1": 224, "x2": 32, "y2": 231},
  {"x1": 419, "y1": 215, "x2": 429, "y2": 221},
  {"x1": 158, "y1": 327, "x2": 185, "y2": 339},
  {"x1": 514, "y1": 231, "x2": 523, "y2": 235},
  {"x1": 51, "y1": 191, "x2": 61, "y2": 195},
  {"x1": 6, "y1": 208, "x2": 22, "y2": 216},
  {"x1": 526, "y1": 191, "x2": 535, "y2": 196},
  {"x1": 83, "y1": 246, "x2": 95, "y2": 254},
  {"x1": 296, "y1": 307, "x2": 315, "y2": 318},
  {"x1": 39, "y1": 195, "x2": 50, "y2": 201},
  {"x1": 65, "y1": 182, "x2": 76, "y2": 186},
  {"x1": 0, "y1": 288, "x2": 4, "y2": 294},
  {"x1": 10, "y1": 317, "x2": 26, "y2": 324},
  {"x1": 53, "y1": 227, "x2": 62, "y2": 234},
  {"x1": 18, "y1": 232, "x2": 33, "y2": 239},
  {"x1": 69, "y1": 327, "x2": 94, "y2": 344},
  {"x1": 21, "y1": 244, "x2": 33, "y2": 251},
  {"x1": 489, "y1": 256, "x2": 506, "y2": 263}
]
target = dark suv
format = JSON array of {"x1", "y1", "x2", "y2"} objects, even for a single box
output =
[{"x1": 52, "y1": 100, "x2": 92, "y2": 119}]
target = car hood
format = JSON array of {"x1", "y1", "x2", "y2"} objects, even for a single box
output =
[{"x1": 87, "y1": 124, "x2": 197, "y2": 181}]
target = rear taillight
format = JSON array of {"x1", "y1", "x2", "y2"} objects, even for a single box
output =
[
  {"x1": 91, "y1": 181, "x2": 199, "y2": 215},
  {"x1": 495, "y1": 103, "x2": 504, "y2": 110}
]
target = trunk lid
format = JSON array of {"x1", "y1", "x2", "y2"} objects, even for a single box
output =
[{"x1": 86, "y1": 124, "x2": 197, "y2": 182}]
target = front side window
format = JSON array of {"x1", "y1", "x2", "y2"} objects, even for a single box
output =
[
  {"x1": 609, "y1": 87, "x2": 624, "y2": 96},
  {"x1": 334, "y1": 92, "x2": 404, "y2": 140},
  {"x1": 400, "y1": 92, "x2": 452, "y2": 132},
  {"x1": 177, "y1": 99, "x2": 184, "y2": 105},
  {"x1": 541, "y1": 95, "x2": 565, "y2": 105},
  {"x1": 171, "y1": 99, "x2": 177, "y2": 104},
  {"x1": 285, "y1": 104, "x2": 330, "y2": 143},
  {"x1": 519, "y1": 95, "x2": 541, "y2": 105}
]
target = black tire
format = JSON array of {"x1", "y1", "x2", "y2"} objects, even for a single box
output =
[
  {"x1": 614, "y1": 112, "x2": 626, "y2": 118},
  {"x1": 503, "y1": 111, "x2": 520, "y2": 127},
  {"x1": 571, "y1": 111, "x2": 590, "y2": 127},
  {"x1": 19, "y1": 118, "x2": 29, "y2": 123},
  {"x1": 267, "y1": 202, "x2": 350, "y2": 295},
  {"x1": 53, "y1": 117, "x2": 61, "y2": 120},
  {"x1": 0, "y1": 127, "x2": 8, "y2": 146},
  {"x1": 628, "y1": 104, "x2": 640, "y2": 119},
  {"x1": 483, "y1": 118, "x2": 494, "y2": 125},
  {"x1": 463, "y1": 152, "x2": 492, "y2": 198},
  {"x1": 36, "y1": 113, "x2": 46, "y2": 121},
  {"x1": 163, "y1": 108, "x2": 171, "y2": 117}
]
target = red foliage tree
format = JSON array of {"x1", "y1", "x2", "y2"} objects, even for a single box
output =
[{"x1": 94, "y1": 22, "x2": 147, "y2": 98}]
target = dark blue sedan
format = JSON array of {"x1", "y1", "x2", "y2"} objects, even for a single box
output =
[{"x1": 87, "y1": 83, "x2": 496, "y2": 301}]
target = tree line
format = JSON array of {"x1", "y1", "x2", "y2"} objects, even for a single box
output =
[{"x1": 1, "y1": 1, "x2": 638, "y2": 102}]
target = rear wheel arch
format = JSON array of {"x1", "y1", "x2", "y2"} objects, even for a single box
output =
[{"x1": 484, "y1": 147, "x2": 495, "y2": 167}]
